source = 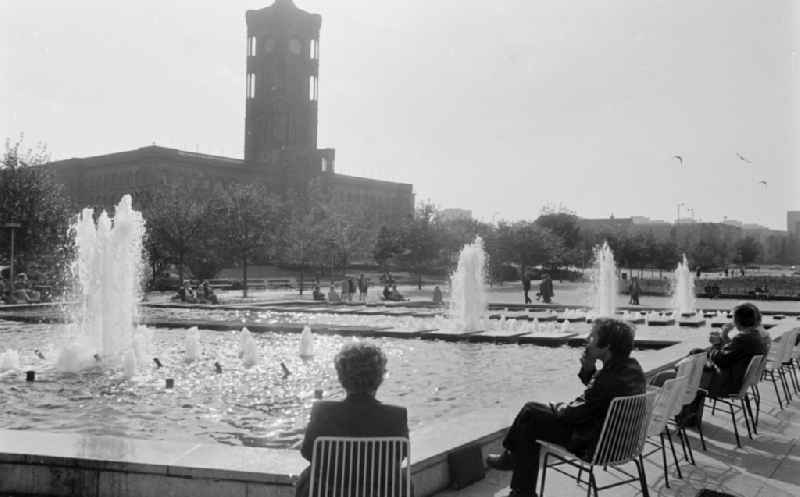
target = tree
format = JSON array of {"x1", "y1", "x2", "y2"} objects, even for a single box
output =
[
  {"x1": 0, "y1": 136, "x2": 73, "y2": 285},
  {"x1": 734, "y1": 236, "x2": 761, "y2": 270},
  {"x1": 143, "y1": 184, "x2": 213, "y2": 285},
  {"x1": 215, "y1": 183, "x2": 285, "y2": 297},
  {"x1": 396, "y1": 203, "x2": 440, "y2": 289},
  {"x1": 373, "y1": 225, "x2": 403, "y2": 271},
  {"x1": 495, "y1": 221, "x2": 562, "y2": 276}
]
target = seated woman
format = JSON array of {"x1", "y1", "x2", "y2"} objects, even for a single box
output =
[
  {"x1": 327, "y1": 284, "x2": 341, "y2": 303},
  {"x1": 651, "y1": 302, "x2": 769, "y2": 425},
  {"x1": 296, "y1": 343, "x2": 409, "y2": 497},
  {"x1": 388, "y1": 284, "x2": 405, "y2": 301}
]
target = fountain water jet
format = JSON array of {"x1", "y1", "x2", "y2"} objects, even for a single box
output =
[
  {"x1": 299, "y1": 326, "x2": 314, "y2": 359},
  {"x1": 590, "y1": 241, "x2": 618, "y2": 318},
  {"x1": 672, "y1": 254, "x2": 696, "y2": 316},
  {"x1": 448, "y1": 236, "x2": 488, "y2": 332},
  {"x1": 56, "y1": 195, "x2": 145, "y2": 372}
]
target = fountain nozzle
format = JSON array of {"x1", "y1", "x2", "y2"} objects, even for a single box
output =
[{"x1": 280, "y1": 361, "x2": 292, "y2": 378}]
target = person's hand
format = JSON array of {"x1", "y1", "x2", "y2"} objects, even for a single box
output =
[
  {"x1": 579, "y1": 348, "x2": 595, "y2": 372},
  {"x1": 720, "y1": 322, "x2": 734, "y2": 342}
]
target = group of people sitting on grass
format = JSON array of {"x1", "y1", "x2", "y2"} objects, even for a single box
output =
[
  {"x1": 0, "y1": 273, "x2": 50, "y2": 304},
  {"x1": 173, "y1": 280, "x2": 218, "y2": 304},
  {"x1": 296, "y1": 302, "x2": 772, "y2": 497}
]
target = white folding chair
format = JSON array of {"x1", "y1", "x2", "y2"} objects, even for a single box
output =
[
  {"x1": 706, "y1": 354, "x2": 764, "y2": 448},
  {"x1": 538, "y1": 391, "x2": 657, "y2": 497},
  {"x1": 760, "y1": 330, "x2": 796, "y2": 408},
  {"x1": 644, "y1": 375, "x2": 688, "y2": 488},
  {"x1": 308, "y1": 436, "x2": 411, "y2": 497},
  {"x1": 671, "y1": 353, "x2": 709, "y2": 458},
  {"x1": 779, "y1": 329, "x2": 800, "y2": 395}
]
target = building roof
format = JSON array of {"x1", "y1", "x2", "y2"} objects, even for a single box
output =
[
  {"x1": 45, "y1": 145, "x2": 250, "y2": 171},
  {"x1": 330, "y1": 173, "x2": 413, "y2": 192}
]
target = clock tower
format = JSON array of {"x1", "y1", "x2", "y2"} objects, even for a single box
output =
[{"x1": 244, "y1": 0, "x2": 321, "y2": 163}]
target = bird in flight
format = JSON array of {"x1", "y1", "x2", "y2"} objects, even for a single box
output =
[
  {"x1": 672, "y1": 155, "x2": 683, "y2": 166},
  {"x1": 759, "y1": 180, "x2": 768, "y2": 187},
  {"x1": 737, "y1": 153, "x2": 752, "y2": 164}
]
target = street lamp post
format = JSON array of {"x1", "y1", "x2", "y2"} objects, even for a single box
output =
[
  {"x1": 676, "y1": 202, "x2": 685, "y2": 223},
  {"x1": 2, "y1": 222, "x2": 22, "y2": 293}
]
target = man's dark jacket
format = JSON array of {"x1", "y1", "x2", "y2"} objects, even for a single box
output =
[
  {"x1": 555, "y1": 357, "x2": 646, "y2": 458},
  {"x1": 297, "y1": 394, "x2": 409, "y2": 497},
  {"x1": 706, "y1": 329, "x2": 769, "y2": 395}
]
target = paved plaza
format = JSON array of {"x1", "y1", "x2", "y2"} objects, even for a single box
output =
[{"x1": 434, "y1": 369, "x2": 800, "y2": 497}]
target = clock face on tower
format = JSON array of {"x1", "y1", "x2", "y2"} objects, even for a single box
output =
[{"x1": 289, "y1": 38, "x2": 301, "y2": 55}]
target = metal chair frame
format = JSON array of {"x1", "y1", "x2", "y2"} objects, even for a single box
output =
[
  {"x1": 644, "y1": 375, "x2": 688, "y2": 488},
  {"x1": 705, "y1": 354, "x2": 764, "y2": 448},
  {"x1": 760, "y1": 330, "x2": 797, "y2": 408},
  {"x1": 669, "y1": 352, "x2": 709, "y2": 459},
  {"x1": 538, "y1": 391, "x2": 657, "y2": 497},
  {"x1": 308, "y1": 436, "x2": 411, "y2": 497}
]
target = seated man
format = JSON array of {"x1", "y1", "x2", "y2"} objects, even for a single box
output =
[
  {"x1": 312, "y1": 285, "x2": 326, "y2": 301},
  {"x1": 382, "y1": 284, "x2": 391, "y2": 301},
  {"x1": 487, "y1": 318, "x2": 646, "y2": 497},
  {"x1": 296, "y1": 343, "x2": 408, "y2": 497}
]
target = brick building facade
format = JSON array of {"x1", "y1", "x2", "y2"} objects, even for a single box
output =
[{"x1": 45, "y1": 0, "x2": 413, "y2": 224}]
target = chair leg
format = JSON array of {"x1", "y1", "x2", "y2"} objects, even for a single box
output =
[
  {"x1": 712, "y1": 398, "x2": 718, "y2": 415},
  {"x1": 586, "y1": 469, "x2": 597, "y2": 497},
  {"x1": 664, "y1": 428, "x2": 683, "y2": 479},
  {"x1": 659, "y1": 433, "x2": 670, "y2": 488},
  {"x1": 770, "y1": 371, "x2": 784, "y2": 409},
  {"x1": 740, "y1": 398, "x2": 753, "y2": 440},
  {"x1": 636, "y1": 455, "x2": 651, "y2": 497},
  {"x1": 789, "y1": 363, "x2": 800, "y2": 393},
  {"x1": 729, "y1": 402, "x2": 741, "y2": 448},
  {"x1": 681, "y1": 427, "x2": 696, "y2": 465},
  {"x1": 779, "y1": 370, "x2": 792, "y2": 402},
  {"x1": 744, "y1": 394, "x2": 757, "y2": 435},
  {"x1": 676, "y1": 425, "x2": 689, "y2": 462},
  {"x1": 751, "y1": 385, "x2": 761, "y2": 429},
  {"x1": 538, "y1": 451, "x2": 549, "y2": 497},
  {"x1": 697, "y1": 417, "x2": 707, "y2": 451}
]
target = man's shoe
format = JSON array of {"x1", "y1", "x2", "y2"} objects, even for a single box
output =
[
  {"x1": 486, "y1": 450, "x2": 514, "y2": 471},
  {"x1": 507, "y1": 489, "x2": 537, "y2": 497}
]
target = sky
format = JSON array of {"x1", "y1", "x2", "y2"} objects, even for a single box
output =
[{"x1": 2, "y1": 0, "x2": 798, "y2": 230}]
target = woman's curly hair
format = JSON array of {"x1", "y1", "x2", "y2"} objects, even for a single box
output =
[{"x1": 334, "y1": 342, "x2": 387, "y2": 395}]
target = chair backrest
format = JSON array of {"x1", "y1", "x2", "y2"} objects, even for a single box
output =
[
  {"x1": 647, "y1": 375, "x2": 687, "y2": 437},
  {"x1": 737, "y1": 354, "x2": 765, "y2": 396},
  {"x1": 779, "y1": 329, "x2": 799, "y2": 363},
  {"x1": 592, "y1": 391, "x2": 657, "y2": 467},
  {"x1": 677, "y1": 353, "x2": 707, "y2": 407},
  {"x1": 309, "y1": 436, "x2": 411, "y2": 497}
]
